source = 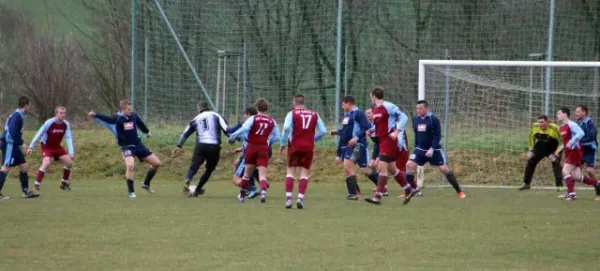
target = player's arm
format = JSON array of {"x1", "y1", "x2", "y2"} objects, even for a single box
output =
[
  {"x1": 215, "y1": 113, "x2": 229, "y2": 135},
  {"x1": 64, "y1": 121, "x2": 75, "y2": 156},
  {"x1": 279, "y1": 112, "x2": 293, "y2": 147},
  {"x1": 5, "y1": 113, "x2": 23, "y2": 144},
  {"x1": 430, "y1": 115, "x2": 442, "y2": 149},
  {"x1": 133, "y1": 113, "x2": 150, "y2": 135},
  {"x1": 91, "y1": 113, "x2": 118, "y2": 135},
  {"x1": 176, "y1": 120, "x2": 197, "y2": 148},
  {"x1": 528, "y1": 124, "x2": 536, "y2": 151},
  {"x1": 581, "y1": 121, "x2": 597, "y2": 148},
  {"x1": 314, "y1": 114, "x2": 327, "y2": 142},
  {"x1": 229, "y1": 116, "x2": 254, "y2": 141},
  {"x1": 396, "y1": 112, "x2": 409, "y2": 148},
  {"x1": 226, "y1": 123, "x2": 243, "y2": 136},
  {"x1": 28, "y1": 119, "x2": 52, "y2": 150},
  {"x1": 353, "y1": 111, "x2": 370, "y2": 141},
  {"x1": 269, "y1": 121, "x2": 281, "y2": 146},
  {"x1": 567, "y1": 121, "x2": 584, "y2": 148},
  {"x1": 413, "y1": 117, "x2": 418, "y2": 148}
]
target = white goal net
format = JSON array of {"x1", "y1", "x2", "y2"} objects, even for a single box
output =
[{"x1": 418, "y1": 60, "x2": 600, "y2": 187}]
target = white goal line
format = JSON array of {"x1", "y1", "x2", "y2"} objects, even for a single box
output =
[{"x1": 425, "y1": 184, "x2": 594, "y2": 190}]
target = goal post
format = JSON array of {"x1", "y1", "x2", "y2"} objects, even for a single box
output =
[{"x1": 417, "y1": 60, "x2": 600, "y2": 187}]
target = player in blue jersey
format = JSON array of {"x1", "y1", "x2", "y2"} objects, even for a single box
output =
[
  {"x1": 0, "y1": 96, "x2": 40, "y2": 199},
  {"x1": 331, "y1": 96, "x2": 378, "y2": 200},
  {"x1": 88, "y1": 100, "x2": 162, "y2": 198},
  {"x1": 405, "y1": 100, "x2": 465, "y2": 199}
]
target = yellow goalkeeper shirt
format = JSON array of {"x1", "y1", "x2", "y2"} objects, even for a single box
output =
[{"x1": 528, "y1": 123, "x2": 562, "y2": 154}]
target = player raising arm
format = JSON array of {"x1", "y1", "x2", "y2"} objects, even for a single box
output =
[
  {"x1": 555, "y1": 107, "x2": 600, "y2": 201},
  {"x1": 405, "y1": 100, "x2": 464, "y2": 199},
  {"x1": 280, "y1": 94, "x2": 326, "y2": 209},
  {"x1": 330, "y1": 96, "x2": 375, "y2": 201},
  {"x1": 229, "y1": 99, "x2": 280, "y2": 203},
  {"x1": 26, "y1": 106, "x2": 75, "y2": 191},
  {"x1": 174, "y1": 101, "x2": 228, "y2": 197},
  {"x1": 88, "y1": 100, "x2": 162, "y2": 198},
  {"x1": 0, "y1": 96, "x2": 39, "y2": 199},
  {"x1": 518, "y1": 115, "x2": 563, "y2": 191},
  {"x1": 364, "y1": 87, "x2": 417, "y2": 205}
]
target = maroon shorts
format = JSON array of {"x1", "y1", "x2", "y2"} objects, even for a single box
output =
[
  {"x1": 395, "y1": 148, "x2": 409, "y2": 172},
  {"x1": 564, "y1": 148, "x2": 583, "y2": 167},
  {"x1": 245, "y1": 144, "x2": 269, "y2": 167},
  {"x1": 378, "y1": 137, "x2": 398, "y2": 161},
  {"x1": 41, "y1": 146, "x2": 68, "y2": 161},
  {"x1": 287, "y1": 148, "x2": 314, "y2": 170}
]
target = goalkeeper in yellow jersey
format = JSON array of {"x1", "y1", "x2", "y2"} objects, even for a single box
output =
[{"x1": 519, "y1": 115, "x2": 564, "y2": 191}]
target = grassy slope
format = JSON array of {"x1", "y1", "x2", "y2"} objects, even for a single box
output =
[{"x1": 1, "y1": 181, "x2": 599, "y2": 271}]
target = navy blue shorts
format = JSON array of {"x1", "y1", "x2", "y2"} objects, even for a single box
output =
[
  {"x1": 583, "y1": 149, "x2": 596, "y2": 167},
  {"x1": 234, "y1": 155, "x2": 246, "y2": 177},
  {"x1": 342, "y1": 144, "x2": 369, "y2": 168},
  {"x1": 371, "y1": 143, "x2": 379, "y2": 160},
  {"x1": 1, "y1": 141, "x2": 26, "y2": 167},
  {"x1": 120, "y1": 144, "x2": 153, "y2": 161},
  {"x1": 409, "y1": 148, "x2": 446, "y2": 166}
]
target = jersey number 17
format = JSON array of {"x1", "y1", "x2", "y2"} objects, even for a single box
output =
[{"x1": 301, "y1": 114, "x2": 312, "y2": 129}]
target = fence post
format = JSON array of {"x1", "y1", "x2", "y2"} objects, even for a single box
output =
[
  {"x1": 130, "y1": 0, "x2": 137, "y2": 109},
  {"x1": 544, "y1": 0, "x2": 556, "y2": 115},
  {"x1": 334, "y1": 0, "x2": 343, "y2": 127},
  {"x1": 144, "y1": 36, "x2": 149, "y2": 120}
]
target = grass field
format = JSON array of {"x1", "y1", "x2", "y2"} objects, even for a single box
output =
[{"x1": 1, "y1": 181, "x2": 599, "y2": 271}]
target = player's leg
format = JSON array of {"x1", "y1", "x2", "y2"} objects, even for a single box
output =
[
  {"x1": 364, "y1": 158, "x2": 389, "y2": 204},
  {"x1": 0, "y1": 141, "x2": 10, "y2": 199},
  {"x1": 34, "y1": 156, "x2": 53, "y2": 191},
  {"x1": 255, "y1": 148, "x2": 270, "y2": 203},
  {"x1": 433, "y1": 150, "x2": 465, "y2": 198},
  {"x1": 238, "y1": 163, "x2": 256, "y2": 201},
  {"x1": 296, "y1": 166, "x2": 311, "y2": 209},
  {"x1": 193, "y1": 145, "x2": 221, "y2": 195},
  {"x1": 57, "y1": 154, "x2": 73, "y2": 191},
  {"x1": 185, "y1": 143, "x2": 206, "y2": 189},
  {"x1": 11, "y1": 146, "x2": 37, "y2": 198},
  {"x1": 551, "y1": 154, "x2": 564, "y2": 191},
  {"x1": 583, "y1": 150, "x2": 598, "y2": 180},
  {"x1": 521, "y1": 151, "x2": 544, "y2": 190},
  {"x1": 284, "y1": 166, "x2": 296, "y2": 208},
  {"x1": 232, "y1": 155, "x2": 245, "y2": 187},
  {"x1": 123, "y1": 155, "x2": 137, "y2": 197},
  {"x1": 343, "y1": 155, "x2": 359, "y2": 200},
  {"x1": 560, "y1": 163, "x2": 577, "y2": 200}
]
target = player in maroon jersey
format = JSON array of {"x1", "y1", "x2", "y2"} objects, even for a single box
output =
[
  {"x1": 279, "y1": 94, "x2": 327, "y2": 209},
  {"x1": 26, "y1": 106, "x2": 74, "y2": 191},
  {"x1": 229, "y1": 99, "x2": 280, "y2": 203},
  {"x1": 555, "y1": 107, "x2": 600, "y2": 200},
  {"x1": 365, "y1": 87, "x2": 418, "y2": 205}
]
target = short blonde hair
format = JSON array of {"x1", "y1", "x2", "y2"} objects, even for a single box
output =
[
  {"x1": 119, "y1": 100, "x2": 132, "y2": 110},
  {"x1": 55, "y1": 106, "x2": 66, "y2": 113}
]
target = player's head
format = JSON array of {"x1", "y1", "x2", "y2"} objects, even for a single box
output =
[
  {"x1": 416, "y1": 100, "x2": 429, "y2": 117},
  {"x1": 55, "y1": 106, "x2": 67, "y2": 121},
  {"x1": 255, "y1": 99, "x2": 269, "y2": 113},
  {"x1": 341, "y1": 95, "x2": 355, "y2": 112},
  {"x1": 244, "y1": 106, "x2": 258, "y2": 119},
  {"x1": 369, "y1": 87, "x2": 384, "y2": 103},
  {"x1": 537, "y1": 115, "x2": 549, "y2": 130},
  {"x1": 556, "y1": 107, "x2": 570, "y2": 122},
  {"x1": 365, "y1": 107, "x2": 374, "y2": 121},
  {"x1": 575, "y1": 104, "x2": 588, "y2": 120},
  {"x1": 197, "y1": 101, "x2": 209, "y2": 113},
  {"x1": 18, "y1": 96, "x2": 30, "y2": 112},
  {"x1": 293, "y1": 94, "x2": 305, "y2": 108},
  {"x1": 119, "y1": 99, "x2": 133, "y2": 116}
]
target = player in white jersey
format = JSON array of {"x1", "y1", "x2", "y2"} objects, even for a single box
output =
[{"x1": 173, "y1": 101, "x2": 229, "y2": 197}]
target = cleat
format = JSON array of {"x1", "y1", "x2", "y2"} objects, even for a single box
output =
[
  {"x1": 128, "y1": 192, "x2": 137, "y2": 198},
  {"x1": 0, "y1": 193, "x2": 9, "y2": 201},
  {"x1": 237, "y1": 194, "x2": 245, "y2": 203},
  {"x1": 558, "y1": 193, "x2": 568, "y2": 199},
  {"x1": 518, "y1": 184, "x2": 531, "y2": 191},
  {"x1": 364, "y1": 196, "x2": 381, "y2": 205},
  {"x1": 141, "y1": 184, "x2": 154, "y2": 194},
  {"x1": 22, "y1": 190, "x2": 40, "y2": 199},
  {"x1": 457, "y1": 191, "x2": 466, "y2": 199},
  {"x1": 296, "y1": 200, "x2": 304, "y2": 209},
  {"x1": 564, "y1": 194, "x2": 577, "y2": 201},
  {"x1": 260, "y1": 193, "x2": 266, "y2": 203},
  {"x1": 60, "y1": 181, "x2": 71, "y2": 191},
  {"x1": 191, "y1": 188, "x2": 205, "y2": 197},
  {"x1": 248, "y1": 189, "x2": 260, "y2": 199},
  {"x1": 382, "y1": 191, "x2": 389, "y2": 197},
  {"x1": 285, "y1": 199, "x2": 293, "y2": 209},
  {"x1": 403, "y1": 188, "x2": 420, "y2": 205},
  {"x1": 346, "y1": 194, "x2": 359, "y2": 201},
  {"x1": 34, "y1": 183, "x2": 40, "y2": 191}
]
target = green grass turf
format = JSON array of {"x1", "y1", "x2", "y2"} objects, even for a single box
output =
[{"x1": 1, "y1": 180, "x2": 599, "y2": 271}]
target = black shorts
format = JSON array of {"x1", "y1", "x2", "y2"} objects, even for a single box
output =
[
  {"x1": 1, "y1": 141, "x2": 26, "y2": 167},
  {"x1": 121, "y1": 144, "x2": 153, "y2": 161},
  {"x1": 191, "y1": 143, "x2": 221, "y2": 170}
]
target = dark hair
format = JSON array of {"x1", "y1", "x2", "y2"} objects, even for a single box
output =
[
  {"x1": 416, "y1": 100, "x2": 429, "y2": 107},
  {"x1": 341, "y1": 95, "x2": 355, "y2": 104},
  {"x1": 293, "y1": 94, "x2": 305, "y2": 105},
  {"x1": 18, "y1": 96, "x2": 29, "y2": 108},
  {"x1": 370, "y1": 87, "x2": 384, "y2": 99},
  {"x1": 559, "y1": 107, "x2": 570, "y2": 117},
  {"x1": 197, "y1": 101, "x2": 210, "y2": 112},
  {"x1": 577, "y1": 104, "x2": 588, "y2": 115},
  {"x1": 255, "y1": 99, "x2": 269, "y2": 112},
  {"x1": 245, "y1": 106, "x2": 258, "y2": 116},
  {"x1": 537, "y1": 115, "x2": 549, "y2": 121}
]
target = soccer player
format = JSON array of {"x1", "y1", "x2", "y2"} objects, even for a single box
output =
[
  {"x1": 174, "y1": 101, "x2": 228, "y2": 197},
  {"x1": 0, "y1": 96, "x2": 39, "y2": 199},
  {"x1": 88, "y1": 100, "x2": 162, "y2": 198},
  {"x1": 229, "y1": 106, "x2": 262, "y2": 198},
  {"x1": 26, "y1": 106, "x2": 74, "y2": 191},
  {"x1": 280, "y1": 94, "x2": 327, "y2": 209},
  {"x1": 575, "y1": 105, "x2": 598, "y2": 183},
  {"x1": 518, "y1": 115, "x2": 563, "y2": 191},
  {"x1": 364, "y1": 87, "x2": 417, "y2": 205},
  {"x1": 405, "y1": 100, "x2": 465, "y2": 199},
  {"x1": 555, "y1": 107, "x2": 600, "y2": 201},
  {"x1": 229, "y1": 99, "x2": 280, "y2": 203},
  {"x1": 330, "y1": 96, "x2": 376, "y2": 200},
  {"x1": 365, "y1": 107, "x2": 387, "y2": 195}
]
